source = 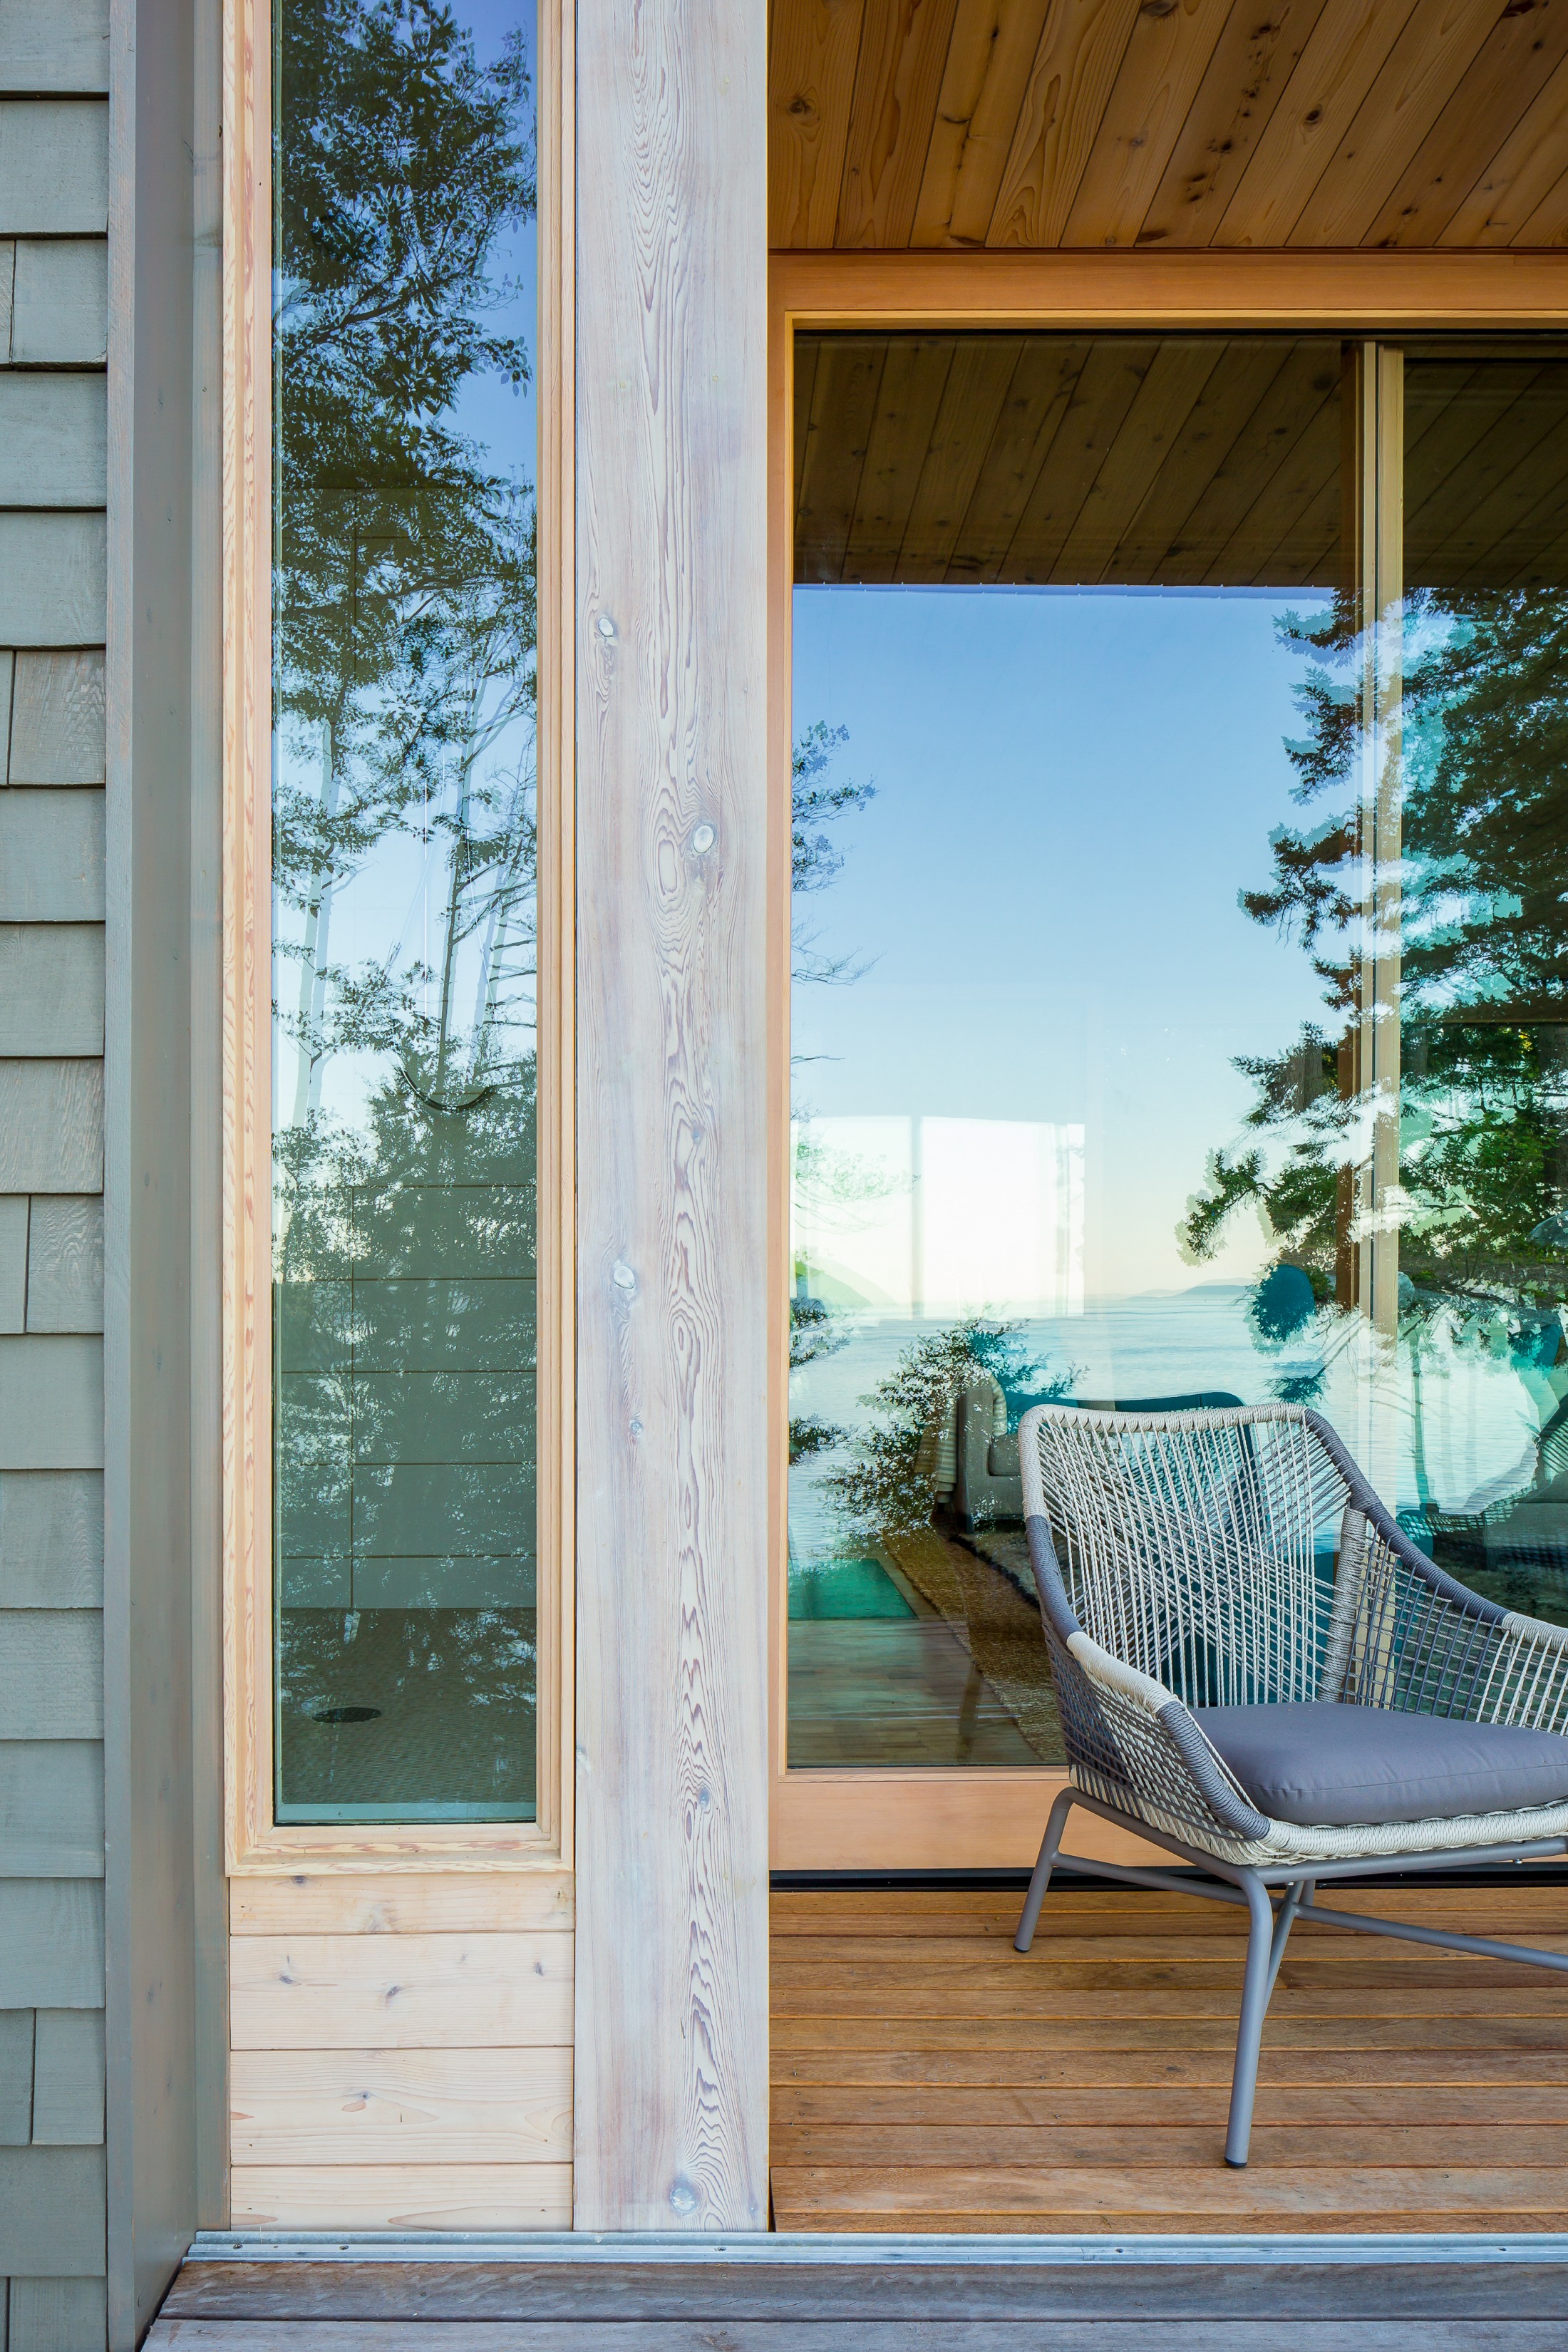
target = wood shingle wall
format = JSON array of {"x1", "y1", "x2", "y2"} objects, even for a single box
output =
[{"x1": 0, "y1": 0, "x2": 111, "y2": 2343}]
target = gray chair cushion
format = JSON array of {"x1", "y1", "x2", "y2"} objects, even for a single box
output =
[{"x1": 1193, "y1": 1701, "x2": 1568, "y2": 1827}]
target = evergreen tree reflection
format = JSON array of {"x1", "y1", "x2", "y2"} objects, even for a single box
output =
[{"x1": 272, "y1": 0, "x2": 539, "y2": 1814}]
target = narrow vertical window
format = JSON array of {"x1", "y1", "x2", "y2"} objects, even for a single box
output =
[{"x1": 271, "y1": 0, "x2": 540, "y2": 1821}]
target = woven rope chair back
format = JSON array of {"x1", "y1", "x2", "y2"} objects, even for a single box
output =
[{"x1": 1024, "y1": 1404, "x2": 1353, "y2": 1709}]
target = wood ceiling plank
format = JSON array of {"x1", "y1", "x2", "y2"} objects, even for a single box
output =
[
  {"x1": 1512, "y1": 151, "x2": 1568, "y2": 243},
  {"x1": 839, "y1": 335, "x2": 959, "y2": 577},
  {"x1": 793, "y1": 335, "x2": 822, "y2": 518},
  {"x1": 1001, "y1": 338, "x2": 1156, "y2": 577},
  {"x1": 1284, "y1": 0, "x2": 1508, "y2": 247},
  {"x1": 835, "y1": 0, "x2": 964, "y2": 247},
  {"x1": 1214, "y1": 0, "x2": 1420, "y2": 248},
  {"x1": 770, "y1": 0, "x2": 870, "y2": 248},
  {"x1": 1051, "y1": 338, "x2": 1222, "y2": 580},
  {"x1": 985, "y1": 0, "x2": 1143, "y2": 248},
  {"x1": 1402, "y1": 356, "x2": 1490, "y2": 485},
  {"x1": 909, "y1": 0, "x2": 1052, "y2": 247},
  {"x1": 1403, "y1": 363, "x2": 1557, "y2": 569},
  {"x1": 892, "y1": 335, "x2": 1025, "y2": 574},
  {"x1": 1117, "y1": 339, "x2": 1294, "y2": 575},
  {"x1": 1244, "y1": 505, "x2": 1341, "y2": 589},
  {"x1": 1497, "y1": 492, "x2": 1568, "y2": 587},
  {"x1": 1157, "y1": 338, "x2": 1339, "y2": 583},
  {"x1": 1137, "y1": 0, "x2": 1334, "y2": 250},
  {"x1": 1058, "y1": 0, "x2": 1237, "y2": 249},
  {"x1": 794, "y1": 336, "x2": 890, "y2": 579},
  {"x1": 1440, "y1": 51, "x2": 1568, "y2": 244},
  {"x1": 1207, "y1": 389, "x2": 1341, "y2": 584},
  {"x1": 1413, "y1": 394, "x2": 1568, "y2": 584},
  {"x1": 1366, "y1": 0, "x2": 1568, "y2": 247},
  {"x1": 943, "y1": 336, "x2": 1088, "y2": 577}
]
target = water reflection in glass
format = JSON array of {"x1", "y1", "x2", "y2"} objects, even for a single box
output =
[{"x1": 272, "y1": 0, "x2": 538, "y2": 1819}]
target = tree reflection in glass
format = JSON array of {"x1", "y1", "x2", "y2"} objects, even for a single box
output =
[{"x1": 271, "y1": 0, "x2": 539, "y2": 1818}]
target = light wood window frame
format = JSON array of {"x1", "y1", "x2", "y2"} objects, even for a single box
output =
[
  {"x1": 221, "y1": 0, "x2": 574, "y2": 1872},
  {"x1": 768, "y1": 249, "x2": 1568, "y2": 1873}
]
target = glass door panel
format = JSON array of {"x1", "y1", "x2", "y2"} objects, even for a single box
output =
[
  {"x1": 788, "y1": 333, "x2": 1349, "y2": 1773},
  {"x1": 1394, "y1": 356, "x2": 1568, "y2": 1622}
]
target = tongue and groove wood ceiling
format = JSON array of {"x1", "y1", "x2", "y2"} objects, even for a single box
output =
[{"x1": 768, "y1": 0, "x2": 1568, "y2": 251}]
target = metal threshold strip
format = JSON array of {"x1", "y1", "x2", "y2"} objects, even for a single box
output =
[{"x1": 189, "y1": 2230, "x2": 1568, "y2": 2266}]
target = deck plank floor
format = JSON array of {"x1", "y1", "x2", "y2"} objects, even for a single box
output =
[
  {"x1": 148, "y1": 1879, "x2": 1568, "y2": 2342},
  {"x1": 770, "y1": 1881, "x2": 1568, "y2": 2235}
]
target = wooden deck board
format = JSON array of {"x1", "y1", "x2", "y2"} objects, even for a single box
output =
[
  {"x1": 770, "y1": 1883, "x2": 1568, "y2": 2234},
  {"x1": 143, "y1": 2321, "x2": 1568, "y2": 2349}
]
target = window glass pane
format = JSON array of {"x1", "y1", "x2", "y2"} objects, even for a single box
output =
[
  {"x1": 272, "y1": 0, "x2": 539, "y2": 1820},
  {"x1": 1396, "y1": 359, "x2": 1568, "y2": 1625},
  {"x1": 788, "y1": 334, "x2": 1347, "y2": 1768}
]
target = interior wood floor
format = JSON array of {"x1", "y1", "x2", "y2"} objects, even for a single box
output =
[{"x1": 770, "y1": 1877, "x2": 1568, "y2": 2234}]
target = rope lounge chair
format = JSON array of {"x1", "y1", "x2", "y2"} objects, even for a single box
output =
[{"x1": 1013, "y1": 1400, "x2": 1568, "y2": 2166}]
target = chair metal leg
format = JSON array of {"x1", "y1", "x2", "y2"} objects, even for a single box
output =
[
  {"x1": 1224, "y1": 1871, "x2": 1277, "y2": 2169},
  {"x1": 1264, "y1": 1879, "x2": 1304, "y2": 2002},
  {"x1": 1014, "y1": 1785, "x2": 1076, "y2": 1954}
]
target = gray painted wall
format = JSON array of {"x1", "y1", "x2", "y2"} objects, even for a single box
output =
[{"x1": 1, "y1": 0, "x2": 112, "y2": 2343}]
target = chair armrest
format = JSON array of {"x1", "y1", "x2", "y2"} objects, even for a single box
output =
[
  {"x1": 1057, "y1": 1626, "x2": 1272, "y2": 1845},
  {"x1": 1304, "y1": 1410, "x2": 1568, "y2": 1731}
]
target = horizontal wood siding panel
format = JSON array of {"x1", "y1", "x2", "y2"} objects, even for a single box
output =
[
  {"x1": 0, "y1": 516, "x2": 105, "y2": 644},
  {"x1": 0, "y1": 376, "x2": 105, "y2": 505},
  {"x1": 9, "y1": 239, "x2": 108, "y2": 363},
  {"x1": 0, "y1": 2005, "x2": 29, "y2": 2140},
  {"x1": 0, "y1": 927, "x2": 103, "y2": 1053},
  {"x1": 26, "y1": 1197, "x2": 103, "y2": 1332},
  {"x1": 0, "y1": 1738, "x2": 103, "y2": 1872},
  {"x1": 7, "y1": 2281, "x2": 108, "y2": 2344},
  {"x1": 228, "y1": 2164, "x2": 573, "y2": 2230},
  {"x1": 0, "y1": 1470, "x2": 102, "y2": 1604},
  {"x1": 0, "y1": 1610, "x2": 103, "y2": 1735},
  {"x1": 0, "y1": 0, "x2": 109, "y2": 91},
  {"x1": 0, "y1": 793, "x2": 105, "y2": 921},
  {"x1": 229, "y1": 1934, "x2": 574, "y2": 2050},
  {"x1": 0, "y1": 1194, "x2": 23, "y2": 1331},
  {"x1": 6, "y1": 650, "x2": 106, "y2": 782},
  {"x1": 0, "y1": 1336, "x2": 102, "y2": 1469},
  {"x1": 229, "y1": 2046, "x2": 572, "y2": 2165},
  {"x1": 0, "y1": 1063, "x2": 102, "y2": 1192},
  {"x1": 0, "y1": 1879, "x2": 102, "y2": 2006},
  {"x1": 30, "y1": 2008, "x2": 104, "y2": 2142},
  {"x1": 0, "y1": 100, "x2": 108, "y2": 232},
  {"x1": 0, "y1": 2148, "x2": 105, "y2": 2271},
  {"x1": 229, "y1": 1872, "x2": 574, "y2": 1936}
]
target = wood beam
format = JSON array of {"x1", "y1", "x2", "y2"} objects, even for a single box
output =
[{"x1": 573, "y1": 0, "x2": 771, "y2": 2234}]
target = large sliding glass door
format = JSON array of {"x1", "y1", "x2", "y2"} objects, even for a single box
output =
[{"x1": 783, "y1": 333, "x2": 1568, "y2": 1844}]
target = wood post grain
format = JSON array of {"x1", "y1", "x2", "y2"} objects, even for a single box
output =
[{"x1": 573, "y1": 0, "x2": 771, "y2": 2234}]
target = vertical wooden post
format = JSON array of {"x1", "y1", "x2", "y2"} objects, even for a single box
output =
[{"x1": 572, "y1": 0, "x2": 771, "y2": 2232}]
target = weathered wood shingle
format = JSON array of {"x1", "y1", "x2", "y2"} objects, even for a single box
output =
[
  {"x1": 0, "y1": 101, "x2": 108, "y2": 234},
  {"x1": 9, "y1": 239, "x2": 108, "y2": 363}
]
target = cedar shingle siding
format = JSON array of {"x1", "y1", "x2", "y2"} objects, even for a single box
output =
[{"x1": 0, "y1": 0, "x2": 110, "y2": 2342}]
